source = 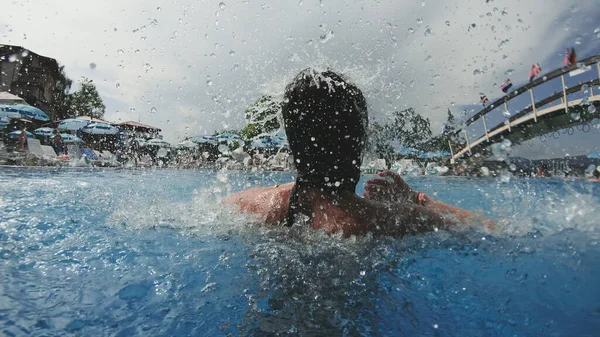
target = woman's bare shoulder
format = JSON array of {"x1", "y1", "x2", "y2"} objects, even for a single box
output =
[{"x1": 222, "y1": 182, "x2": 294, "y2": 224}]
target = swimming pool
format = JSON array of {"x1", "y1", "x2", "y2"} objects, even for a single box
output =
[{"x1": 0, "y1": 167, "x2": 598, "y2": 336}]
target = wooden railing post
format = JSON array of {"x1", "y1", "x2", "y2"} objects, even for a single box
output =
[
  {"x1": 464, "y1": 130, "x2": 471, "y2": 155},
  {"x1": 561, "y1": 74, "x2": 568, "y2": 114},
  {"x1": 529, "y1": 88, "x2": 537, "y2": 122},
  {"x1": 504, "y1": 102, "x2": 511, "y2": 132},
  {"x1": 482, "y1": 115, "x2": 490, "y2": 142}
]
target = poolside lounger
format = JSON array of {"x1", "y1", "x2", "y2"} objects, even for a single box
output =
[
  {"x1": 67, "y1": 145, "x2": 81, "y2": 159},
  {"x1": 41, "y1": 145, "x2": 58, "y2": 158}
]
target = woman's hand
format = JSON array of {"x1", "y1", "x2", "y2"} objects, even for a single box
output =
[{"x1": 363, "y1": 171, "x2": 417, "y2": 204}]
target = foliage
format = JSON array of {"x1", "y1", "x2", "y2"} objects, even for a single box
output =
[
  {"x1": 68, "y1": 77, "x2": 106, "y2": 118},
  {"x1": 429, "y1": 109, "x2": 460, "y2": 153},
  {"x1": 51, "y1": 65, "x2": 73, "y2": 121},
  {"x1": 239, "y1": 95, "x2": 281, "y2": 140}
]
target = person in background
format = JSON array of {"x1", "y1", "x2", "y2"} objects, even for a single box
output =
[
  {"x1": 18, "y1": 127, "x2": 28, "y2": 152},
  {"x1": 51, "y1": 129, "x2": 65, "y2": 155},
  {"x1": 224, "y1": 68, "x2": 494, "y2": 237}
]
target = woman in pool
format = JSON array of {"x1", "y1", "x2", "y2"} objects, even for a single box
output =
[{"x1": 224, "y1": 68, "x2": 493, "y2": 237}]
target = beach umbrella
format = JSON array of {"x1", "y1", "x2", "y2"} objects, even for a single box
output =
[
  {"x1": 7, "y1": 130, "x2": 36, "y2": 138},
  {"x1": 145, "y1": 138, "x2": 171, "y2": 147},
  {"x1": 419, "y1": 151, "x2": 452, "y2": 159},
  {"x1": 33, "y1": 127, "x2": 55, "y2": 136},
  {"x1": 57, "y1": 118, "x2": 90, "y2": 131},
  {"x1": 0, "y1": 117, "x2": 10, "y2": 128},
  {"x1": 587, "y1": 152, "x2": 600, "y2": 159},
  {"x1": 81, "y1": 122, "x2": 119, "y2": 135},
  {"x1": 1, "y1": 104, "x2": 49, "y2": 121},
  {"x1": 398, "y1": 147, "x2": 422, "y2": 155},
  {"x1": 59, "y1": 133, "x2": 83, "y2": 144},
  {"x1": 0, "y1": 106, "x2": 22, "y2": 119},
  {"x1": 177, "y1": 140, "x2": 198, "y2": 148},
  {"x1": 190, "y1": 135, "x2": 217, "y2": 146}
]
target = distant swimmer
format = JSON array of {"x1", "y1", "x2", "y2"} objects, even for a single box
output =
[{"x1": 224, "y1": 68, "x2": 495, "y2": 237}]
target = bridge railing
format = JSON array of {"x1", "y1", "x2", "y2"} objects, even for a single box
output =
[{"x1": 452, "y1": 54, "x2": 600, "y2": 160}]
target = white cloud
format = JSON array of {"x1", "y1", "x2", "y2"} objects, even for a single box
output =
[{"x1": 1, "y1": 0, "x2": 598, "y2": 157}]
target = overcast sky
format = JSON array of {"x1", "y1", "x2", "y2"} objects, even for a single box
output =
[{"x1": 1, "y1": 0, "x2": 599, "y2": 158}]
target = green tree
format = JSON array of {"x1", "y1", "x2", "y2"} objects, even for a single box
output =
[
  {"x1": 431, "y1": 109, "x2": 460, "y2": 153},
  {"x1": 239, "y1": 95, "x2": 281, "y2": 140},
  {"x1": 389, "y1": 108, "x2": 433, "y2": 150},
  {"x1": 68, "y1": 77, "x2": 106, "y2": 118},
  {"x1": 51, "y1": 65, "x2": 73, "y2": 121}
]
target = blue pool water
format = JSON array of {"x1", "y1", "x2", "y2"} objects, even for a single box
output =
[{"x1": 0, "y1": 167, "x2": 599, "y2": 336}]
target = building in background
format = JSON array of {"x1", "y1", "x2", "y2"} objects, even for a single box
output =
[{"x1": 0, "y1": 45, "x2": 59, "y2": 118}]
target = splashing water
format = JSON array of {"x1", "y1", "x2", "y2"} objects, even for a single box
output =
[{"x1": 0, "y1": 166, "x2": 599, "y2": 336}]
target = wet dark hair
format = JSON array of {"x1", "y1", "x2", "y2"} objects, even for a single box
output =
[{"x1": 281, "y1": 68, "x2": 368, "y2": 227}]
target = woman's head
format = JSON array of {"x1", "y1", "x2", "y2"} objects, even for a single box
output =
[{"x1": 281, "y1": 68, "x2": 368, "y2": 192}]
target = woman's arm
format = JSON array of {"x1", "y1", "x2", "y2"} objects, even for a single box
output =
[{"x1": 364, "y1": 171, "x2": 496, "y2": 231}]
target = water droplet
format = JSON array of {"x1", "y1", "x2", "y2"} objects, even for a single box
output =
[
  {"x1": 206, "y1": 80, "x2": 213, "y2": 86},
  {"x1": 581, "y1": 84, "x2": 590, "y2": 95},
  {"x1": 219, "y1": 2, "x2": 226, "y2": 10},
  {"x1": 445, "y1": 21, "x2": 450, "y2": 26},
  {"x1": 504, "y1": 69, "x2": 514, "y2": 75},
  {"x1": 150, "y1": 107, "x2": 157, "y2": 115},
  {"x1": 509, "y1": 163, "x2": 516, "y2": 171},
  {"x1": 570, "y1": 112, "x2": 580, "y2": 121},
  {"x1": 451, "y1": 102, "x2": 455, "y2": 106},
  {"x1": 21, "y1": 50, "x2": 29, "y2": 57},
  {"x1": 156, "y1": 6, "x2": 161, "y2": 11},
  {"x1": 408, "y1": 27, "x2": 415, "y2": 34},
  {"x1": 433, "y1": 324, "x2": 439, "y2": 329},
  {"x1": 424, "y1": 27, "x2": 432, "y2": 36},
  {"x1": 135, "y1": 49, "x2": 140, "y2": 54},
  {"x1": 416, "y1": 17, "x2": 424, "y2": 25},
  {"x1": 319, "y1": 31, "x2": 334, "y2": 43},
  {"x1": 229, "y1": 50, "x2": 235, "y2": 56},
  {"x1": 130, "y1": 107, "x2": 136, "y2": 112},
  {"x1": 480, "y1": 166, "x2": 490, "y2": 176},
  {"x1": 429, "y1": 83, "x2": 435, "y2": 88},
  {"x1": 502, "y1": 109, "x2": 511, "y2": 117},
  {"x1": 409, "y1": 80, "x2": 415, "y2": 88},
  {"x1": 432, "y1": 74, "x2": 440, "y2": 80},
  {"x1": 588, "y1": 105, "x2": 597, "y2": 114},
  {"x1": 116, "y1": 82, "x2": 121, "y2": 88},
  {"x1": 420, "y1": 1, "x2": 425, "y2": 6},
  {"x1": 500, "y1": 170, "x2": 511, "y2": 183},
  {"x1": 117, "y1": 49, "x2": 124, "y2": 54},
  {"x1": 89, "y1": 63, "x2": 97, "y2": 70}
]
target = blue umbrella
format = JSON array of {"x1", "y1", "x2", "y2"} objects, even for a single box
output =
[
  {"x1": 190, "y1": 135, "x2": 217, "y2": 145},
  {"x1": 398, "y1": 147, "x2": 422, "y2": 155},
  {"x1": 251, "y1": 136, "x2": 275, "y2": 148},
  {"x1": 59, "y1": 133, "x2": 83, "y2": 144},
  {"x1": 57, "y1": 118, "x2": 90, "y2": 131},
  {"x1": 419, "y1": 151, "x2": 452, "y2": 159},
  {"x1": 33, "y1": 127, "x2": 55, "y2": 136},
  {"x1": 587, "y1": 152, "x2": 600, "y2": 159},
  {"x1": 0, "y1": 106, "x2": 22, "y2": 119},
  {"x1": 81, "y1": 123, "x2": 119, "y2": 135},
  {"x1": 7, "y1": 130, "x2": 36, "y2": 138},
  {"x1": 1, "y1": 104, "x2": 49, "y2": 121}
]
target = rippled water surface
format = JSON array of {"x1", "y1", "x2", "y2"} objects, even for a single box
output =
[{"x1": 1, "y1": 167, "x2": 599, "y2": 336}]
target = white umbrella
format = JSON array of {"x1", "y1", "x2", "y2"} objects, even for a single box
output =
[
  {"x1": 33, "y1": 127, "x2": 55, "y2": 136},
  {"x1": 177, "y1": 140, "x2": 198, "y2": 148},
  {"x1": 60, "y1": 133, "x2": 84, "y2": 144},
  {"x1": 57, "y1": 118, "x2": 90, "y2": 131},
  {"x1": 146, "y1": 138, "x2": 171, "y2": 147},
  {"x1": 81, "y1": 122, "x2": 119, "y2": 135}
]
